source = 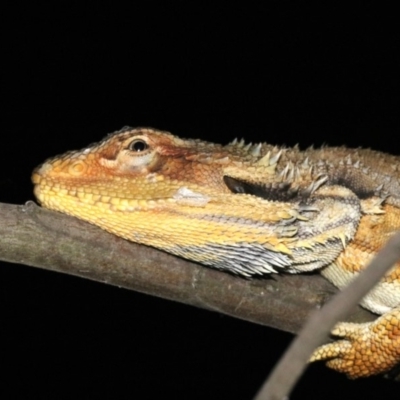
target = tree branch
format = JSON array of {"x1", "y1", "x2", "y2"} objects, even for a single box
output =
[{"x1": 0, "y1": 201, "x2": 375, "y2": 334}]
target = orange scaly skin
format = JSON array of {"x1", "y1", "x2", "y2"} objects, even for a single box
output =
[{"x1": 32, "y1": 127, "x2": 400, "y2": 378}]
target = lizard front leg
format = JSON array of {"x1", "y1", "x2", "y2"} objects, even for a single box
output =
[{"x1": 311, "y1": 202, "x2": 400, "y2": 377}]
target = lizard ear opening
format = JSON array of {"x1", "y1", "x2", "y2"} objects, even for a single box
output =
[
  {"x1": 223, "y1": 175, "x2": 270, "y2": 197},
  {"x1": 223, "y1": 176, "x2": 248, "y2": 194},
  {"x1": 223, "y1": 176, "x2": 297, "y2": 201}
]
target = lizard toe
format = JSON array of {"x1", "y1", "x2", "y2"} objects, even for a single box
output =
[{"x1": 310, "y1": 309, "x2": 400, "y2": 378}]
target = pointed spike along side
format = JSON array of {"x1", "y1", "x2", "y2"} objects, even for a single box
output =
[
  {"x1": 287, "y1": 165, "x2": 295, "y2": 181},
  {"x1": 314, "y1": 175, "x2": 329, "y2": 191},
  {"x1": 298, "y1": 205, "x2": 319, "y2": 214},
  {"x1": 377, "y1": 194, "x2": 388, "y2": 205},
  {"x1": 261, "y1": 264, "x2": 278, "y2": 273},
  {"x1": 337, "y1": 233, "x2": 347, "y2": 249},
  {"x1": 237, "y1": 138, "x2": 245, "y2": 148},
  {"x1": 256, "y1": 151, "x2": 271, "y2": 166},
  {"x1": 274, "y1": 243, "x2": 292, "y2": 255},
  {"x1": 353, "y1": 159, "x2": 361, "y2": 168},
  {"x1": 250, "y1": 143, "x2": 262, "y2": 157},
  {"x1": 243, "y1": 142, "x2": 252, "y2": 151},
  {"x1": 295, "y1": 166, "x2": 301, "y2": 180},
  {"x1": 276, "y1": 226, "x2": 299, "y2": 238},
  {"x1": 296, "y1": 214, "x2": 311, "y2": 223},
  {"x1": 265, "y1": 164, "x2": 278, "y2": 174},
  {"x1": 279, "y1": 163, "x2": 291, "y2": 180},
  {"x1": 305, "y1": 175, "x2": 328, "y2": 195},
  {"x1": 230, "y1": 138, "x2": 238, "y2": 145},
  {"x1": 288, "y1": 209, "x2": 304, "y2": 220},
  {"x1": 269, "y1": 150, "x2": 283, "y2": 165}
]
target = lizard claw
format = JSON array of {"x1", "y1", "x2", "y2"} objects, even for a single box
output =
[{"x1": 310, "y1": 309, "x2": 400, "y2": 378}]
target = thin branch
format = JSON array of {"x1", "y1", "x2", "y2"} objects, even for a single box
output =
[{"x1": 0, "y1": 201, "x2": 375, "y2": 334}]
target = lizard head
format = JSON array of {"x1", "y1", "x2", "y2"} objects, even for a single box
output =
[
  {"x1": 32, "y1": 127, "x2": 233, "y2": 210},
  {"x1": 31, "y1": 127, "x2": 301, "y2": 275}
]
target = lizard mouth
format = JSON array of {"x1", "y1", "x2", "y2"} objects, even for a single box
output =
[{"x1": 32, "y1": 168, "x2": 46, "y2": 205}]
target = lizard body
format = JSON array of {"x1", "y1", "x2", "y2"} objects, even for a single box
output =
[{"x1": 32, "y1": 127, "x2": 400, "y2": 378}]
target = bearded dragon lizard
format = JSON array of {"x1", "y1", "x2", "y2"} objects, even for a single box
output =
[{"x1": 32, "y1": 127, "x2": 400, "y2": 378}]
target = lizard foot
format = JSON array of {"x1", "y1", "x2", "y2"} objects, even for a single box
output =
[{"x1": 310, "y1": 309, "x2": 400, "y2": 378}]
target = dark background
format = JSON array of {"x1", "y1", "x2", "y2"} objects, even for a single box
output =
[{"x1": 2, "y1": 3, "x2": 399, "y2": 399}]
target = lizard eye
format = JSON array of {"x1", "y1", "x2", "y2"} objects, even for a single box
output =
[{"x1": 129, "y1": 139, "x2": 149, "y2": 152}]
